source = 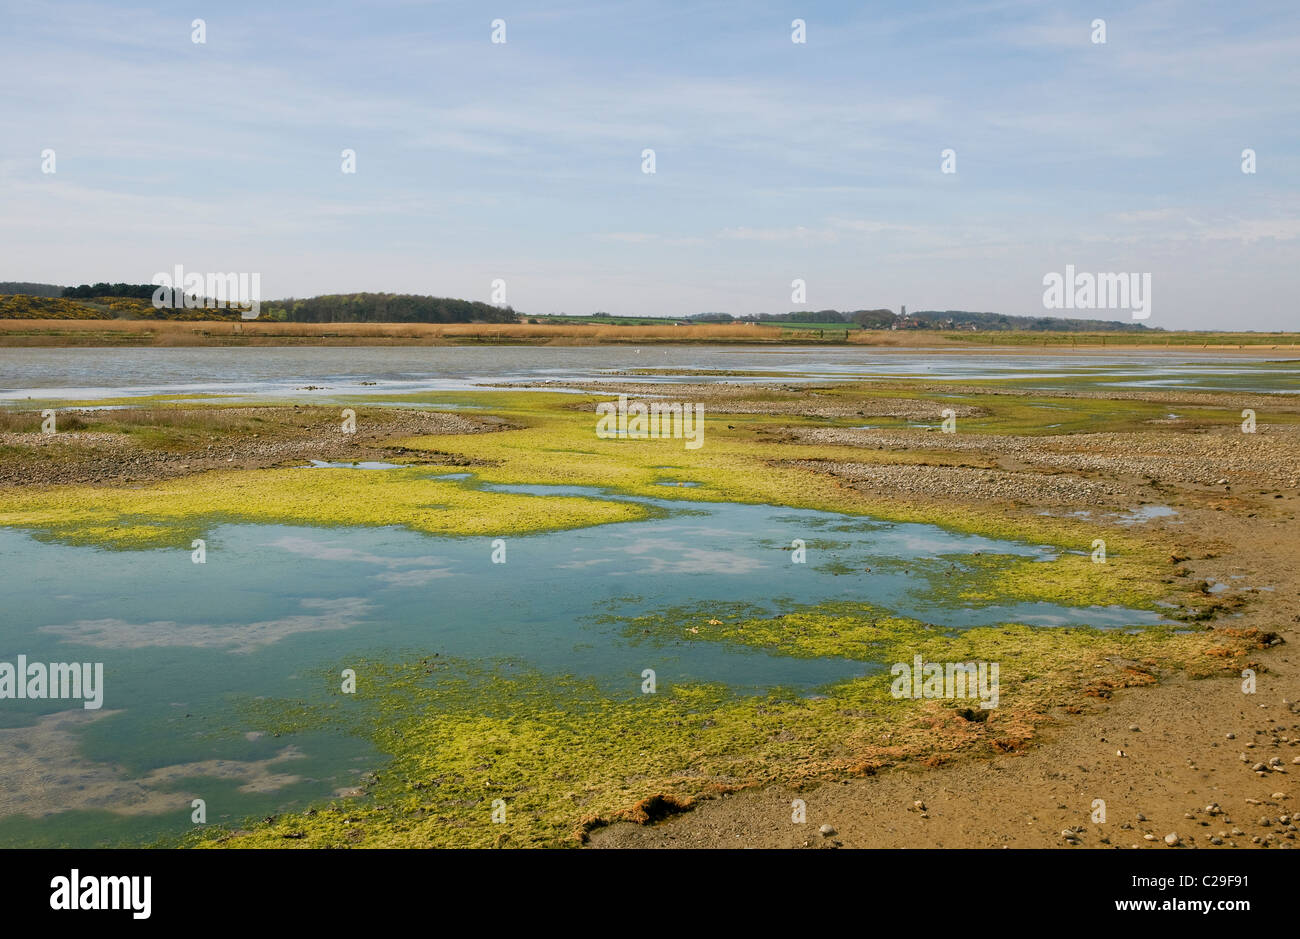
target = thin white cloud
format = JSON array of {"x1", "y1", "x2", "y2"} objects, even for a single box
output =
[{"x1": 41, "y1": 598, "x2": 372, "y2": 653}]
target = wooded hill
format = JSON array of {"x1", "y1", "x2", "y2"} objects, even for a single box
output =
[{"x1": 1, "y1": 283, "x2": 1150, "y2": 330}]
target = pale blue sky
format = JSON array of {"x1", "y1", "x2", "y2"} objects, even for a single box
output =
[{"x1": 1, "y1": 0, "x2": 1297, "y2": 327}]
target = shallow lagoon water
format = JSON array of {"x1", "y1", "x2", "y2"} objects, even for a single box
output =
[
  {"x1": 0, "y1": 479, "x2": 1164, "y2": 846},
  {"x1": 1, "y1": 345, "x2": 1296, "y2": 401},
  {"x1": 1047, "y1": 505, "x2": 1180, "y2": 525}
]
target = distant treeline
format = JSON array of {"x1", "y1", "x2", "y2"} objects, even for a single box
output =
[
  {"x1": 4, "y1": 283, "x2": 1149, "y2": 330},
  {"x1": 688, "y1": 309, "x2": 1151, "y2": 331},
  {"x1": 11, "y1": 285, "x2": 519, "y2": 324},
  {"x1": 910, "y1": 310, "x2": 1150, "y2": 331},
  {"x1": 0, "y1": 282, "x2": 65, "y2": 298},
  {"x1": 62, "y1": 282, "x2": 239, "y2": 314},
  {"x1": 63, "y1": 283, "x2": 158, "y2": 299},
  {"x1": 691, "y1": 309, "x2": 897, "y2": 327},
  {"x1": 264, "y1": 293, "x2": 518, "y2": 324}
]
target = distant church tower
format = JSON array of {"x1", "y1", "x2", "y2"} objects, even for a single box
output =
[{"x1": 901, "y1": 305, "x2": 906, "y2": 317}]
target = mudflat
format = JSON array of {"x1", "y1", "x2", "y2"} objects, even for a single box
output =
[{"x1": 0, "y1": 373, "x2": 1296, "y2": 848}]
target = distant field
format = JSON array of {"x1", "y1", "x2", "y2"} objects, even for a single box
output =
[
  {"x1": 775, "y1": 321, "x2": 859, "y2": 330},
  {"x1": 944, "y1": 330, "x2": 1300, "y2": 348},
  {"x1": 534, "y1": 315, "x2": 859, "y2": 332},
  {"x1": 0, "y1": 319, "x2": 796, "y2": 346},
  {"x1": 0, "y1": 317, "x2": 1297, "y2": 348},
  {"x1": 527, "y1": 314, "x2": 679, "y2": 326}
]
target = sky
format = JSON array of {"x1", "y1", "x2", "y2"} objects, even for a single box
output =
[{"x1": 1, "y1": 0, "x2": 1297, "y2": 329}]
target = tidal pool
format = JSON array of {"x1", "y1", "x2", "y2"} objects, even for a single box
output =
[
  {"x1": 306, "y1": 460, "x2": 405, "y2": 470},
  {"x1": 0, "y1": 481, "x2": 1164, "y2": 846}
]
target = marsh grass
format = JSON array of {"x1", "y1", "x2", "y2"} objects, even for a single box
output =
[
  {"x1": 0, "y1": 410, "x2": 88, "y2": 432},
  {"x1": 3, "y1": 316, "x2": 1298, "y2": 348},
  {"x1": 0, "y1": 405, "x2": 262, "y2": 441}
]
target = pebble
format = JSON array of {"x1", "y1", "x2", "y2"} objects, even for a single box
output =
[
  {"x1": 1164, "y1": 833, "x2": 1180, "y2": 846},
  {"x1": 1129, "y1": 724, "x2": 1140, "y2": 732},
  {"x1": 819, "y1": 824, "x2": 836, "y2": 837},
  {"x1": 1226, "y1": 733, "x2": 1236, "y2": 740},
  {"x1": 1143, "y1": 833, "x2": 1156, "y2": 841}
]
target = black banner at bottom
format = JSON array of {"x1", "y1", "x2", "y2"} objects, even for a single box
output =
[{"x1": 2, "y1": 847, "x2": 1291, "y2": 925}]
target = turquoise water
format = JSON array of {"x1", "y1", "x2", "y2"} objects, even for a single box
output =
[{"x1": 0, "y1": 481, "x2": 1163, "y2": 846}]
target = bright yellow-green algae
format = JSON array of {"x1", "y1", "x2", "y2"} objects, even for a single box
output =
[
  {"x1": 197, "y1": 604, "x2": 1269, "y2": 848},
  {"x1": 855, "y1": 551, "x2": 1168, "y2": 610},
  {"x1": 0, "y1": 464, "x2": 650, "y2": 548}
]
